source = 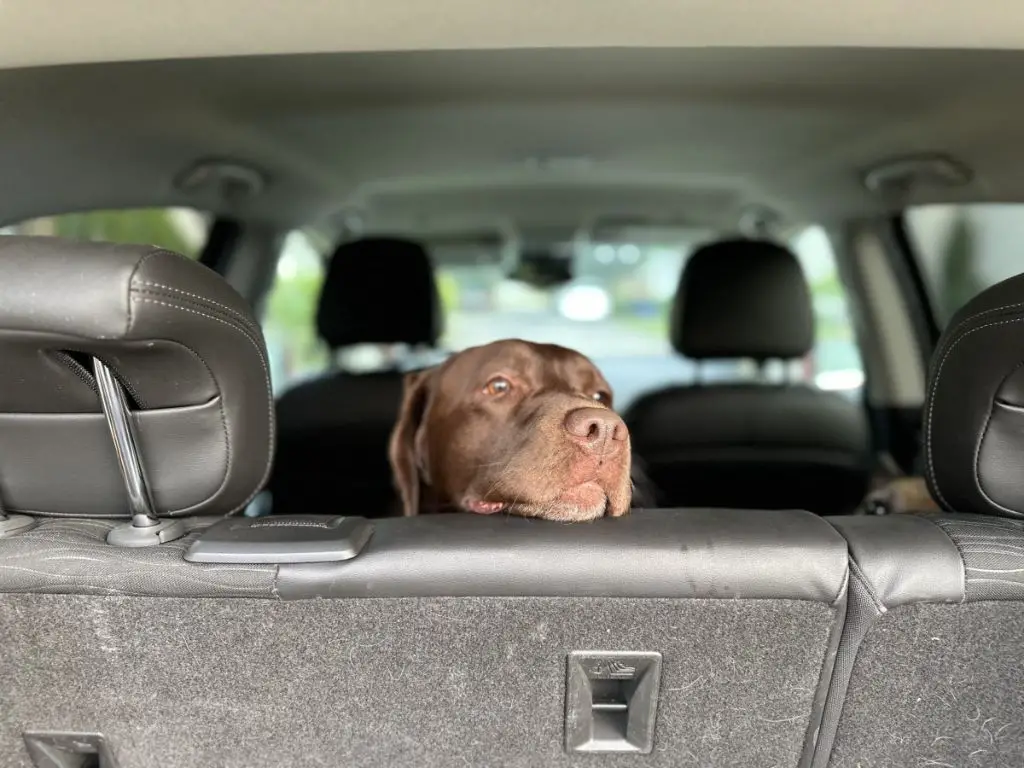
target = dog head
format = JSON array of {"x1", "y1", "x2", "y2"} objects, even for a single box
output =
[{"x1": 388, "y1": 339, "x2": 632, "y2": 521}]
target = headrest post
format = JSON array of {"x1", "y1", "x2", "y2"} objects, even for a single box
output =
[{"x1": 93, "y1": 358, "x2": 185, "y2": 547}]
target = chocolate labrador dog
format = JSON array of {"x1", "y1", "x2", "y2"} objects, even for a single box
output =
[{"x1": 388, "y1": 338, "x2": 645, "y2": 521}]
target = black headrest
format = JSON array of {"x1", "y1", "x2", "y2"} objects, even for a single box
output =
[
  {"x1": 925, "y1": 272, "x2": 1024, "y2": 519},
  {"x1": 670, "y1": 238, "x2": 814, "y2": 360},
  {"x1": 0, "y1": 236, "x2": 274, "y2": 518},
  {"x1": 316, "y1": 237, "x2": 442, "y2": 350}
]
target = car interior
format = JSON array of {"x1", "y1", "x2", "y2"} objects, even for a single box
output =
[{"x1": 3, "y1": 3, "x2": 1024, "y2": 766}]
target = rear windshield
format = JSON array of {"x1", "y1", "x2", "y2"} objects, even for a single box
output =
[{"x1": 261, "y1": 225, "x2": 864, "y2": 408}]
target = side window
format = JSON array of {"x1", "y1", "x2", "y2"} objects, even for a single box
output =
[
  {"x1": 905, "y1": 203, "x2": 1024, "y2": 326},
  {"x1": 789, "y1": 225, "x2": 865, "y2": 395},
  {"x1": 1, "y1": 207, "x2": 211, "y2": 259},
  {"x1": 260, "y1": 230, "x2": 329, "y2": 394}
]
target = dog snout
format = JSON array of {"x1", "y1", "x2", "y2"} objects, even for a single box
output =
[{"x1": 563, "y1": 407, "x2": 628, "y2": 452}]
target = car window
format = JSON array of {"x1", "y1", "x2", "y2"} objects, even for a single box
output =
[
  {"x1": 261, "y1": 226, "x2": 864, "y2": 407},
  {"x1": 0, "y1": 207, "x2": 212, "y2": 260},
  {"x1": 261, "y1": 230, "x2": 332, "y2": 394},
  {"x1": 904, "y1": 203, "x2": 1024, "y2": 327},
  {"x1": 790, "y1": 225, "x2": 864, "y2": 396}
]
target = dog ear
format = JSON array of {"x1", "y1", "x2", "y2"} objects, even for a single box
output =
[{"x1": 388, "y1": 368, "x2": 435, "y2": 516}]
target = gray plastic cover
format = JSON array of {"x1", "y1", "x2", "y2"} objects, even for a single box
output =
[{"x1": 185, "y1": 515, "x2": 373, "y2": 564}]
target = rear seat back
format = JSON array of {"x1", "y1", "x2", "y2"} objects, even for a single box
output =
[
  {"x1": 0, "y1": 237, "x2": 851, "y2": 767},
  {"x1": 815, "y1": 272, "x2": 1024, "y2": 767},
  {"x1": 1, "y1": 511, "x2": 850, "y2": 767}
]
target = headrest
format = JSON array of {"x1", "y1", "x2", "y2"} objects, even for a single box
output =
[
  {"x1": 670, "y1": 238, "x2": 814, "y2": 360},
  {"x1": 316, "y1": 237, "x2": 442, "y2": 350},
  {"x1": 925, "y1": 272, "x2": 1024, "y2": 519},
  {"x1": 0, "y1": 236, "x2": 274, "y2": 518}
]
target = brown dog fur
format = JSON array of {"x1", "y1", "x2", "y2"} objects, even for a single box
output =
[
  {"x1": 388, "y1": 339, "x2": 633, "y2": 521},
  {"x1": 863, "y1": 475, "x2": 942, "y2": 516}
]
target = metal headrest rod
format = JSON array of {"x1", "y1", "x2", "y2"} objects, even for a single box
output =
[
  {"x1": 92, "y1": 357, "x2": 185, "y2": 547},
  {"x1": 0, "y1": 487, "x2": 36, "y2": 538}
]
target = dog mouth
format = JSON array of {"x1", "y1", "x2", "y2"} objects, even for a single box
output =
[
  {"x1": 464, "y1": 499, "x2": 507, "y2": 515},
  {"x1": 462, "y1": 482, "x2": 612, "y2": 520}
]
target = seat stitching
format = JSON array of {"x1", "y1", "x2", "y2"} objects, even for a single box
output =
[
  {"x1": 925, "y1": 316, "x2": 1024, "y2": 513},
  {"x1": 933, "y1": 520, "x2": 970, "y2": 604},
  {"x1": 131, "y1": 287, "x2": 265, "y2": 349},
  {"x1": 133, "y1": 297, "x2": 275, "y2": 516},
  {"x1": 124, "y1": 248, "x2": 168, "y2": 338},
  {"x1": 135, "y1": 281, "x2": 256, "y2": 328},
  {"x1": 943, "y1": 299, "x2": 1024, "y2": 342},
  {"x1": 848, "y1": 558, "x2": 886, "y2": 615}
]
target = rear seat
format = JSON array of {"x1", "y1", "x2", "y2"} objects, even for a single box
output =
[
  {"x1": 270, "y1": 236, "x2": 442, "y2": 517},
  {"x1": 0, "y1": 236, "x2": 850, "y2": 766},
  {"x1": 813, "y1": 273, "x2": 1024, "y2": 766}
]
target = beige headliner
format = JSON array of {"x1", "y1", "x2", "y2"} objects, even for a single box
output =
[
  {"x1": 2, "y1": 45, "x2": 1024, "y2": 237},
  {"x1": 3, "y1": 0, "x2": 1024, "y2": 69}
]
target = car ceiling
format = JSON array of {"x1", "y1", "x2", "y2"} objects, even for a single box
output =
[
  {"x1": 2, "y1": 1, "x2": 1024, "y2": 69},
  {"x1": 2, "y1": 46, "x2": 1024, "y2": 238}
]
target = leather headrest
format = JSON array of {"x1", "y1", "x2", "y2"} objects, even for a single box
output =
[
  {"x1": 925, "y1": 272, "x2": 1024, "y2": 519},
  {"x1": 0, "y1": 236, "x2": 274, "y2": 518},
  {"x1": 670, "y1": 238, "x2": 814, "y2": 360},
  {"x1": 316, "y1": 237, "x2": 442, "y2": 350}
]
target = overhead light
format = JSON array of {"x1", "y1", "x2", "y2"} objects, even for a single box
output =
[{"x1": 863, "y1": 153, "x2": 972, "y2": 196}]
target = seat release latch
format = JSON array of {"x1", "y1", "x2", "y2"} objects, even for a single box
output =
[{"x1": 564, "y1": 651, "x2": 662, "y2": 754}]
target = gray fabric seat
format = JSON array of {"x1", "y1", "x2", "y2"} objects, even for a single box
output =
[
  {"x1": 811, "y1": 272, "x2": 1024, "y2": 767},
  {"x1": 269, "y1": 236, "x2": 442, "y2": 517},
  {"x1": 0, "y1": 509, "x2": 852, "y2": 767},
  {"x1": 624, "y1": 238, "x2": 871, "y2": 515}
]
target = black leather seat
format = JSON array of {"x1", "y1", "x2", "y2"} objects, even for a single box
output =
[
  {"x1": 625, "y1": 238, "x2": 871, "y2": 515},
  {"x1": 269, "y1": 236, "x2": 441, "y2": 517},
  {"x1": 812, "y1": 271, "x2": 1024, "y2": 767},
  {"x1": 0, "y1": 235, "x2": 274, "y2": 520}
]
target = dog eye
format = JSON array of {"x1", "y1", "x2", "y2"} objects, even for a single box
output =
[
  {"x1": 483, "y1": 376, "x2": 512, "y2": 396},
  {"x1": 592, "y1": 391, "x2": 611, "y2": 405}
]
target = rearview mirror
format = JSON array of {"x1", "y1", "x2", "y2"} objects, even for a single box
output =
[{"x1": 507, "y1": 249, "x2": 574, "y2": 289}]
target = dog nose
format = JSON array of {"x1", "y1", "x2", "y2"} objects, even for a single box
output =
[{"x1": 563, "y1": 407, "x2": 628, "y2": 451}]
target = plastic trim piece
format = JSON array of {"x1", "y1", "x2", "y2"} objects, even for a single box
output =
[
  {"x1": 184, "y1": 515, "x2": 373, "y2": 564},
  {"x1": 565, "y1": 651, "x2": 662, "y2": 754},
  {"x1": 23, "y1": 731, "x2": 118, "y2": 768}
]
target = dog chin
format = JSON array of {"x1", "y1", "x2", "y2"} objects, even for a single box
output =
[
  {"x1": 462, "y1": 481, "x2": 631, "y2": 521},
  {"x1": 516, "y1": 483, "x2": 622, "y2": 522}
]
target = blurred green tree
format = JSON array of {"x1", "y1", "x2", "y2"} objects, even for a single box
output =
[
  {"x1": 938, "y1": 212, "x2": 984, "y2": 323},
  {"x1": 50, "y1": 209, "x2": 195, "y2": 257}
]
